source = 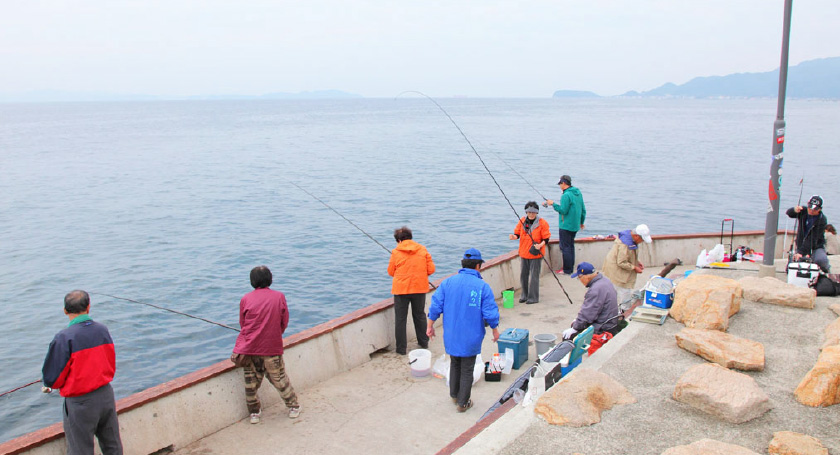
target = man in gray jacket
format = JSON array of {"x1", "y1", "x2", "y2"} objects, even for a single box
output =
[{"x1": 562, "y1": 262, "x2": 620, "y2": 342}]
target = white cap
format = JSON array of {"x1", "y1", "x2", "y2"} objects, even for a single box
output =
[{"x1": 634, "y1": 224, "x2": 652, "y2": 243}]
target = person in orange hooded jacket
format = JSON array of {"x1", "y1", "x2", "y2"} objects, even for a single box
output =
[
  {"x1": 388, "y1": 226, "x2": 436, "y2": 355},
  {"x1": 509, "y1": 201, "x2": 551, "y2": 304}
]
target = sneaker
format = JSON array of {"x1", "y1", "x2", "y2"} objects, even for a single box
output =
[
  {"x1": 249, "y1": 412, "x2": 261, "y2": 424},
  {"x1": 457, "y1": 400, "x2": 473, "y2": 413},
  {"x1": 554, "y1": 270, "x2": 565, "y2": 275},
  {"x1": 288, "y1": 406, "x2": 301, "y2": 419}
]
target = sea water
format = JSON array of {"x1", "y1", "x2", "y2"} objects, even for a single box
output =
[{"x1": 1, "y1": 98, "x2": 839, "y2": 441}]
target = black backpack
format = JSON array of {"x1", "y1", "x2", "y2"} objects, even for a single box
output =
[{"x1": 810, "y1": 274, "x2": 840, "y2": 297}]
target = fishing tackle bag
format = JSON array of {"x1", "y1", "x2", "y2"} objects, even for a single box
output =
[{"x1": 810, "y1": 274, "x2": 840, "y2": 297}]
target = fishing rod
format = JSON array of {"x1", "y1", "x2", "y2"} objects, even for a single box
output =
[
  {"x1": 488, "y1": 150, "x2": 548, "y2": 201},
  {"x1": 288, "y1": 181, "x2": 437, "y2": 290},
  {"x1": 784, "y1": 176, "x2": 804, "y2": 260},
  {"x1": 90, "y1": 292, "x2": 240, "y2": 332},
  {"x1": 398, "y1": 91, "x2": 574, "y2": 305},
  {"x1": 0, "y1": 379, "x2": 41, "y2": 398}
]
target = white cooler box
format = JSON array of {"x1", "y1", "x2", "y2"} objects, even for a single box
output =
[{"x1": 787, "y1": 262, "x2": 820, "y2": 287}]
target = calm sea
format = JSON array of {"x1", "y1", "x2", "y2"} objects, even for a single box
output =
[{"x1": 1, "y1": 98, "x2": 838, "y2": 441}]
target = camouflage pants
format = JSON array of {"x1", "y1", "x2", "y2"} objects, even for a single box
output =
[{"x1": 243, "y1": 355, "x2": 299, "y2": 414}]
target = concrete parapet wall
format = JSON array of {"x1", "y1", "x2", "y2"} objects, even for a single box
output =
[{"x1": 0, "y1": 231, "x2": 791, "y2": 455}]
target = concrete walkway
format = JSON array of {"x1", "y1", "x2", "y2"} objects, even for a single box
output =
[
  {"x1": 175, "y1": 269, "x2": 593, "y2": 455},
  {"x1": 460, "y1": 258, "x2": 840, "y2": 455}
]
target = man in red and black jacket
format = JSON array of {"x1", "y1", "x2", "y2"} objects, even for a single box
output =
[{"x1": 42, "y1": 290, "x2": 123, "y2": 455}]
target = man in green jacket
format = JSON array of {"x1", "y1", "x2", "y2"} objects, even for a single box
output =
[{"x1": 545, "y1": 175, "x2": 586, "y2": 275}]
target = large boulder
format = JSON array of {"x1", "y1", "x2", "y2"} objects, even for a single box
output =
[
  {"x1": 822, "y1": 317, "x2": 840, "y2": 350},
  {"x1": 739, "y1": 276, "x2": 815, "y2": 309},
  {"x1": 795, "y1": 345, "x2": 840, "y2": 407},
  {"x1": 673, "y1": 363, "x2": 771, "y2": 423},
  {"x1": 661, "y1": 439, "x2": 760, "y2": 455},
  {"x1": 768, "y1": 431, "x2": 828, "y2": 455},
  {"x1": 670, "y1": 275, "x2": 742, "y2": 331},
  {"x1": 675, "y1": 328, "x2": 764, "y2": 371},
  {"x1": 534, "y1": 368, "x2": 635, "y2": 426}
]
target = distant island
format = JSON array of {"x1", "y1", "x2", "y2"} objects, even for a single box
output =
[
  {"x1": 552, "y1": 90, "x2": 600, "y2": 98},
  {"x1": 554, "y1": 56, "x2": 840, "y2": 99},
  {"x1": 0, "y1": 89, "x2": 362, "y2": 103}
]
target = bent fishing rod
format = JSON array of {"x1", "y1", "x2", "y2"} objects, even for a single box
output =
[
  {"x1": 398, "y1": 91, "x2": 573, "y2": 305},
  {"x1": 289, "y1": 181, "x2": 437, "y2": 290}
]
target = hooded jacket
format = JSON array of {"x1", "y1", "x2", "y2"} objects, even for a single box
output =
[
  {"x1": 388, "y1": 239, "x2": 435, "y2": 295},
  {"x1": 601, "y1": 231, "x2": 639, "y2": 289},
  {"x1": 514, "y1": 215, "x2": 551, "y2": 260},
  {"x1": 552, "y1": 186, "x2": 586, "y2": 232},
  {"x1": 786, "y1": 207, "x2": 828, "y2": 256},
  {"x1": 572, "y1": 273, "x2": 619, "y2": 334},
  {"x1": 428, "y1": 268, "x2": 500, "y2": 357}
]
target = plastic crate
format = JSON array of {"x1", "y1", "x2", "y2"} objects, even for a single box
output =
[{"x1": 497, "y1": 328, "x2": 529, "y2": 370}]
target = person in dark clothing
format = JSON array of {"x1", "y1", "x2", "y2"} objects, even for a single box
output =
[
  {"x1": 786, "y1": 195, "x2": 830, "y2": 272},
  {"x1": 562, "y1": 262, "x2": 620, "y2": 343},
  {"x1": 42, "y1": 290, "x2": 123, "y2": 455}
]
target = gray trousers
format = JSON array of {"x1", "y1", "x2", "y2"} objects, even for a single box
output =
[
  {"x1": 449, "y1": 355, "x2": 477, "y2": 407},
  {"x1": 811, "y1": 248, "x2": 831, "y2": 272},
  {"x1": 63, "y1": 383, "x2": 123, "y2": 455},
  {"x1": 520, "y1": 257, "x2": 542, "y2": 303}
]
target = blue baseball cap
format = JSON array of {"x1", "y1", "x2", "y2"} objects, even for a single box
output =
[
  {"x1": 463, "y1": 248, "x2": 484, "y2": 262},
  {"x1": 570, "y1": 262, "x2": 595, "y2": 278}
]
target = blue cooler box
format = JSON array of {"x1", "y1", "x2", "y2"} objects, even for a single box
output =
[
  {"x1": 644, "y1": 277, "x2": 675, "y2": 309},
  {"x1": 497, "y1": 328, "x2": 529, "y2": 370}
]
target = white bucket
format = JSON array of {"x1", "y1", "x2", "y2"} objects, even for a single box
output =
[{"x1": 408, "y1": 349, "x2": 432, "y2": 377}]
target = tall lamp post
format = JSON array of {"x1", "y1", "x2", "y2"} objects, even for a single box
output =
[{"x1": 760, "y1": 0, "x2": 794, "y2": 278}]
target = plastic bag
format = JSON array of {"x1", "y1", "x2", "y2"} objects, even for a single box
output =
[
  {"x1": 695, "y1": 249, "x2": 708, "y2": 268},
  {"x1": 440, "y1": 354, "x2": 484, "y2": 386},
  {"x1": 502, "y1": 348, "x2": 514, "y2": 375},
  {"x1": 707, "y1": 244, "x2": 725, "y2": 263}
]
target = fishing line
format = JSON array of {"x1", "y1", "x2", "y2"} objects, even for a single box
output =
[
  {"x1": 398, "y1": 91, "x2": 573, "y2": 305},
  {"x1": 89, "y1": 292, "x2": 240, "y2": 332},
  {"x1": 289, "y1": 181, "x2": 437, "y2": 290},
  {"x1": 491, "y1": 151, "x2": 549, "y2": 201}
]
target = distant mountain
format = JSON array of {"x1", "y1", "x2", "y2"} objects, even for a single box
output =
[
  {"x1": 552, "y1": 90, "x2": 601, "y2": 98},
  {"x1": 0, "y1": 89, "x2": 362, "y2": 103},
  {"x1": 622, "y1": 57, "x2": 840, "y2": 99}
]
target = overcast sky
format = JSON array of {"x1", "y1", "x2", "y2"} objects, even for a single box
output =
[{"x1": 1, "y1": 1, "x2": 838, "y2": 98}]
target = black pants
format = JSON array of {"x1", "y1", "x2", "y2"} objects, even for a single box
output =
[
  {"x1": 63, "y1": 383, "x2": 123, "y2": 455},
  {"x1": 394, "y1": 293, "x2": 429, "y2": 354},
  {"x1": 559, "y1": 229, "x2": 577, "y2": 274},
  {"x1": 520, "y1": 257, "x2": 542, "y2": 303},
  {"x1": 449, "y1": 355, "x2": 477, "y2": 406}
]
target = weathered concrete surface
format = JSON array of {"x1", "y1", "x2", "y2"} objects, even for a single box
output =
[
  {"x1": 822, "y1": 317, "x2": 840, "y2": 350},
  {"x1": 795, "y1": 345, "x2": 840, "y2": 407},
  {"x1": 670, "y1": 275, "x2": 742, "y2": 331},
  {"x1": 675, "y1": 327, "x2": 764, "y2": 371},
  {"x1": 830, "y1": 303, "x2": 840, "y2": 317},
  {"x1": 768, "y1": 431, "x2": 829, "y2": 455},
  {"x1": 533, "y1": 368, "x2": 635, "y2": 427},
  {"x1": 740, "y1": 276, "x2": 816, "y2": 309},
  {"x1": 673, "y1": 363, "x2": 771, "y2": 423},
  {"x1": 661, "y1": 438, "x2": 760, "y2": 455},
  {"x1": 492, "y1": 259, "x2": 840, "y2": 455}
]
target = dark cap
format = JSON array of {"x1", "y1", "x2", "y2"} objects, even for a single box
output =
[
  {"x1": 570, "y1": 262, "x2": 595, "y2": 278},
  {"x1": 808, "y1": 195, "x2": 823, "y2": 210},
  {"x1": 463, "y1": 248, "x2": 483, "y2": 262},
  {"x1": 558, "y1": 175, "x2": 572, "y2": 186}
]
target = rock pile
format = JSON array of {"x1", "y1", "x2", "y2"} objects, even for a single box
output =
[
  {"x1": 534, "y1": 368, "x2": 635, "y2": 426},
  {"x1": 673, "y1": 363, "x2": 771, "y2": 423},
  {"x1": 670, "y1": 275, "x2": 741, "y2": 331},
  {"x1": 674, "y1": 327, "x2": 764, "y2": 371},
  {"x1": 739, "y1": 276, "x2": 815, "y2": 309}
]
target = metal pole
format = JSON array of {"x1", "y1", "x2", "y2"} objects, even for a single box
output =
[{"x1": 759, "y1": 0, "x2": 793, "y2": 278}]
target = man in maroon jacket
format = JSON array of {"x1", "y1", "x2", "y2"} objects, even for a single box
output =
[
  {"x1": 232, "y1": 265, "x2": 301, "y2": 424},
  {"x1": 42, "y1": 290, "x2": 123, "y2": 455}
]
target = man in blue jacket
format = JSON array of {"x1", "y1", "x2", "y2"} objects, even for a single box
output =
[{"x1": 427, "y1": 248, "x2": 500, "y2": 412}]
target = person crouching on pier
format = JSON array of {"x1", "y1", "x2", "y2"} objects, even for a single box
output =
[
  {"x1": 427, "y1": 248, "x2": 500, "y2": 412},
  {"x1": 232, "y1": 266, "x2": 301, "y2": 424},
  {"x1": 564, "y1": 262, "x2": 621, "y2": 355},
  {"x1": 509, "y1": 201, "x2": 551, "y2": 304},
  {"x1": 787, "y1": 195, "x2": 831, "y2": 272},
  {"x1": 388, "y1": 226, "x2": 435, "y2": 355}
]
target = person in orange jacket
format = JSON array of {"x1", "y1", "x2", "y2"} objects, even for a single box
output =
[
  {"x1": 509, "y1": 201, "x2": 551, "y2": 304},
  {"x1": 388, "y1": 226, "x2": 436, "y2": 355}
]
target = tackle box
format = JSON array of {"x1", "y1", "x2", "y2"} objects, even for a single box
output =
[{"x1": 497, "y1": 328, "x2": 529, "y2": 370}]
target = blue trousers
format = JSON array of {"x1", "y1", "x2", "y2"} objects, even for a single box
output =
[{"x1": 559, "y1": 229, "x2": 578, "y2": 274}]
